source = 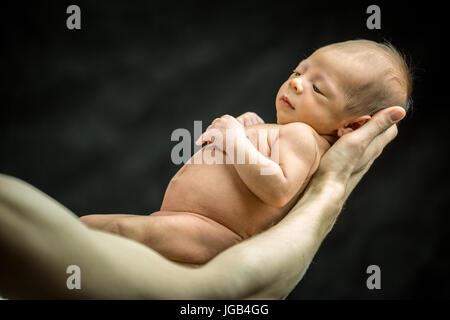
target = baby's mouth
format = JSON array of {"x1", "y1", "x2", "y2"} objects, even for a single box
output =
[{"x1": 280, "y1": 94, "x2": 295, "y2": 110}]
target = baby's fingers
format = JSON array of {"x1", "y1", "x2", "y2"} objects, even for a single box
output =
[
  {"x1": 195, "y1": 134, "x2": 206, "y2": 146},
  {"x1": 195, "y1": 129, "x2": 216, "y2": 145},
  {"x1": 240, "y1": 116, "x2": 250, "y2": 126},
  {"x1": 195, "y1": 132, "x2": 206, "y2": 145},
  {"x1": 253, "y1": 114, "x2": 265, "y2": 124}
]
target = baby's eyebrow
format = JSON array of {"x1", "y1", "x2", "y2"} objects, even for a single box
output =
[
  {"x1": 310, "y1": 69, "x2": 336, "y2": 97},
  {"x1": 297, "y1": 59, "x2": 307, "y2": 68},
  {"x1": 315, "y1": 73, "x2": 336, "y2": 97},
  {"x1": 295, "y1": 59, "x2": 337, "y2": 98}
]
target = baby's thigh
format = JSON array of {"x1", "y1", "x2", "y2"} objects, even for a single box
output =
[{"x1": 130, "y1": 211, "x2": 242, "y2": 265}]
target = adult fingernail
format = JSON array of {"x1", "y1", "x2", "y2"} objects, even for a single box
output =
[{"x1": 389, "y1": 108, "x2": 404, "y2": 122}]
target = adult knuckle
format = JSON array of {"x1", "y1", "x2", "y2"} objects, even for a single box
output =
[
  {"x1": 374, "y1": 116, "x2": 389, "y2": 131},
  {"x1": 349, "y1": 140, "x2": 365, "y2": 155},
  {"x1": 345, "y1": 136, "x2": 360, "y2": 148},
  {"x1": 356, "y1": 143, "x2": 366, "y2": 155},
  {"x1": 391, "y1": 125, "x2": 398, "y2": 138},
  {"x1": 376, "y1": 149, "x2": 382, "y2": 158},
  {"x1": 374, "y1": 139, "x2": 384, "y2": 155},
  {"x1": 381, "y1": 125, "x2": 398, "y2": 145}
]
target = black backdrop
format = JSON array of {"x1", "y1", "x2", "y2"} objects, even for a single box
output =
[{"x1": 1, "y1": 1, "x2": 448, "y2": 299}]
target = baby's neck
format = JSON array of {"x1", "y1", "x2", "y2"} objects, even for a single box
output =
[{"x1": 320, "y1": 134, "x2": 339, "y2": 146}]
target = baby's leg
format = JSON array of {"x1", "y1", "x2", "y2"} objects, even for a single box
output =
[
  {"x1": 79, "y1": 214, "x2": 141, "y2": 230},
  {"x1": 109, "y1": 212, "x2": 243, "y2": 266}
]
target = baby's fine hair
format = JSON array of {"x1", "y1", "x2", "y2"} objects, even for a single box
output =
[{"x1": 328, "y1": 39, "x2": 413, "y2": 116}]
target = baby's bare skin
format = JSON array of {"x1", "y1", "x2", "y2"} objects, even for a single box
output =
[
  {"x1": 80, "y1": 121, "x2": 330, "y2": 266},
  {"x1": 161, "y1": 123, "x2": 330, "y2": 239},
  {"x1": 79, "y1": 40, "x2": 408, "y2": 268},
  {"x1": 82, "y1": 44, "x2": 378, "y2": 265}
]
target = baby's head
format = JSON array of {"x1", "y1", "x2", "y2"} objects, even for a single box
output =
[{"x1": 275, "y1": 39, "x2": 413, "y2": 139}]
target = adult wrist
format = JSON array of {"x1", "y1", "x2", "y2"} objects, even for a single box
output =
[
  {"x1": 308, "y1": 171, "x2": 347, "y2": 199},
  {"x1": 296, "y1": 174, "x2": 347, "y2": 238}
]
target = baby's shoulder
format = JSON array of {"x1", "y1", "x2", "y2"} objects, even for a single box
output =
[
  {"x1": 279, "y1": 122, "x2": 330, "y2": 158},
  {"x1": 279, "y1": 122, "x2": 318, "y2": 143},
  {"x1": 280, "y1": 121, "x2": 315, "y2": 133},
  {"x1": 277, "y1": 122, "x2": 320, "y2": 155}
]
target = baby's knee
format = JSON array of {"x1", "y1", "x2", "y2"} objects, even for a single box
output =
[
  {"x1": 104, "y1": 218, "x2": 143, "y2": 242},
  {"x1": 103, "y1": 219, "x2": 122, "y2": 235},
  {"x1": 79, "y1": 215, "x2": 103, "y2": 229},
  {"x1": 79, "y1": 215, "x2": 92, "y2": 226}
]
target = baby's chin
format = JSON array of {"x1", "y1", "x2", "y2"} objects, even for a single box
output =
[
  {"x1": 276, "y1": 114, "x2": 321, "y2": 132},
  {"x1": 276, "y1": 113, "x2": 302, "y2": 125},
  {"x1": 276, "y1": 112, "x2": 290, "y2": 125}
]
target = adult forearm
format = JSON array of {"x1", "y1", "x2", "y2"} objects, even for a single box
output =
[
  {"x1": 2, "y1": 172, "x2": 336, "y2": 300},
  {"x1": 203, "y1": 174, "x2": 346, "y2": 299},
  {"x1": 0, "y1": 174, "x2": 204, "y2": 299}
]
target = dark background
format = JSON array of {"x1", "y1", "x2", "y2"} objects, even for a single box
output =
[{"x1": 1, "y1": 0, "x2": 448, "y2": 299}]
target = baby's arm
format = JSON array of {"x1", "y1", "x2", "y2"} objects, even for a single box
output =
[{"x1": 231, "y1": 122, "x2": 319, "y2": 208}]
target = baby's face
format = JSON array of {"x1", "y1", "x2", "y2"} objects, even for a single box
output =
[{"x1": 275, "y1": 46, "x2": 374, "y2": 135}]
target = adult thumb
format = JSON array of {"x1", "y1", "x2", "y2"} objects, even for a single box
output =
[{"x1": 388, "y1": 106, "x2": 406, "y2": 123}]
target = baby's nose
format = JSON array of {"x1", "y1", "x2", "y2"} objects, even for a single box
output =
[{"x1": 289, "y1": 77, "x2": 303, "y2": 94}]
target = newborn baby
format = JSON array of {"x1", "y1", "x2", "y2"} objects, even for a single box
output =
[{"x1": 80, "y1": 39, "x2": 412, "y2": 267}]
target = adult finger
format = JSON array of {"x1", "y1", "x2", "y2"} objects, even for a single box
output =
[
  {"x1": 365, "y1": 123, "x2": 398, "y2": 161},
  {"x1": 352, "y1": 124, "x2": 398, "y2": 172},
  {"x1": 352, "y1": 106, "x2": 405, "y2": 148},
  {"x1": 345, "y1": 161, "x2": 373, "y2": 199}
]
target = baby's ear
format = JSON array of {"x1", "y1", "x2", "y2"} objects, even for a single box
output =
[{"x1": 337, "y1": 115, "x2": 371, "y2": 137}]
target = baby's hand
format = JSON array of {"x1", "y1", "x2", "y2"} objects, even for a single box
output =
[
  {"x1": 195, "y1": 115, "x2": 246, "y2": 151},
  {"x1": 237, "y1": 112, "x2": 265, "y2": 127}
]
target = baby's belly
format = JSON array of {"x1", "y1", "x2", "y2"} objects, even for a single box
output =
[{"x1": 160, "y1": 145, "x2": 283, "y2": 239}]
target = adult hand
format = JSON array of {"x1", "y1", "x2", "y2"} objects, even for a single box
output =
[{"x1": 316, "y1": 106, "x2": 406, "y2": 199}]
